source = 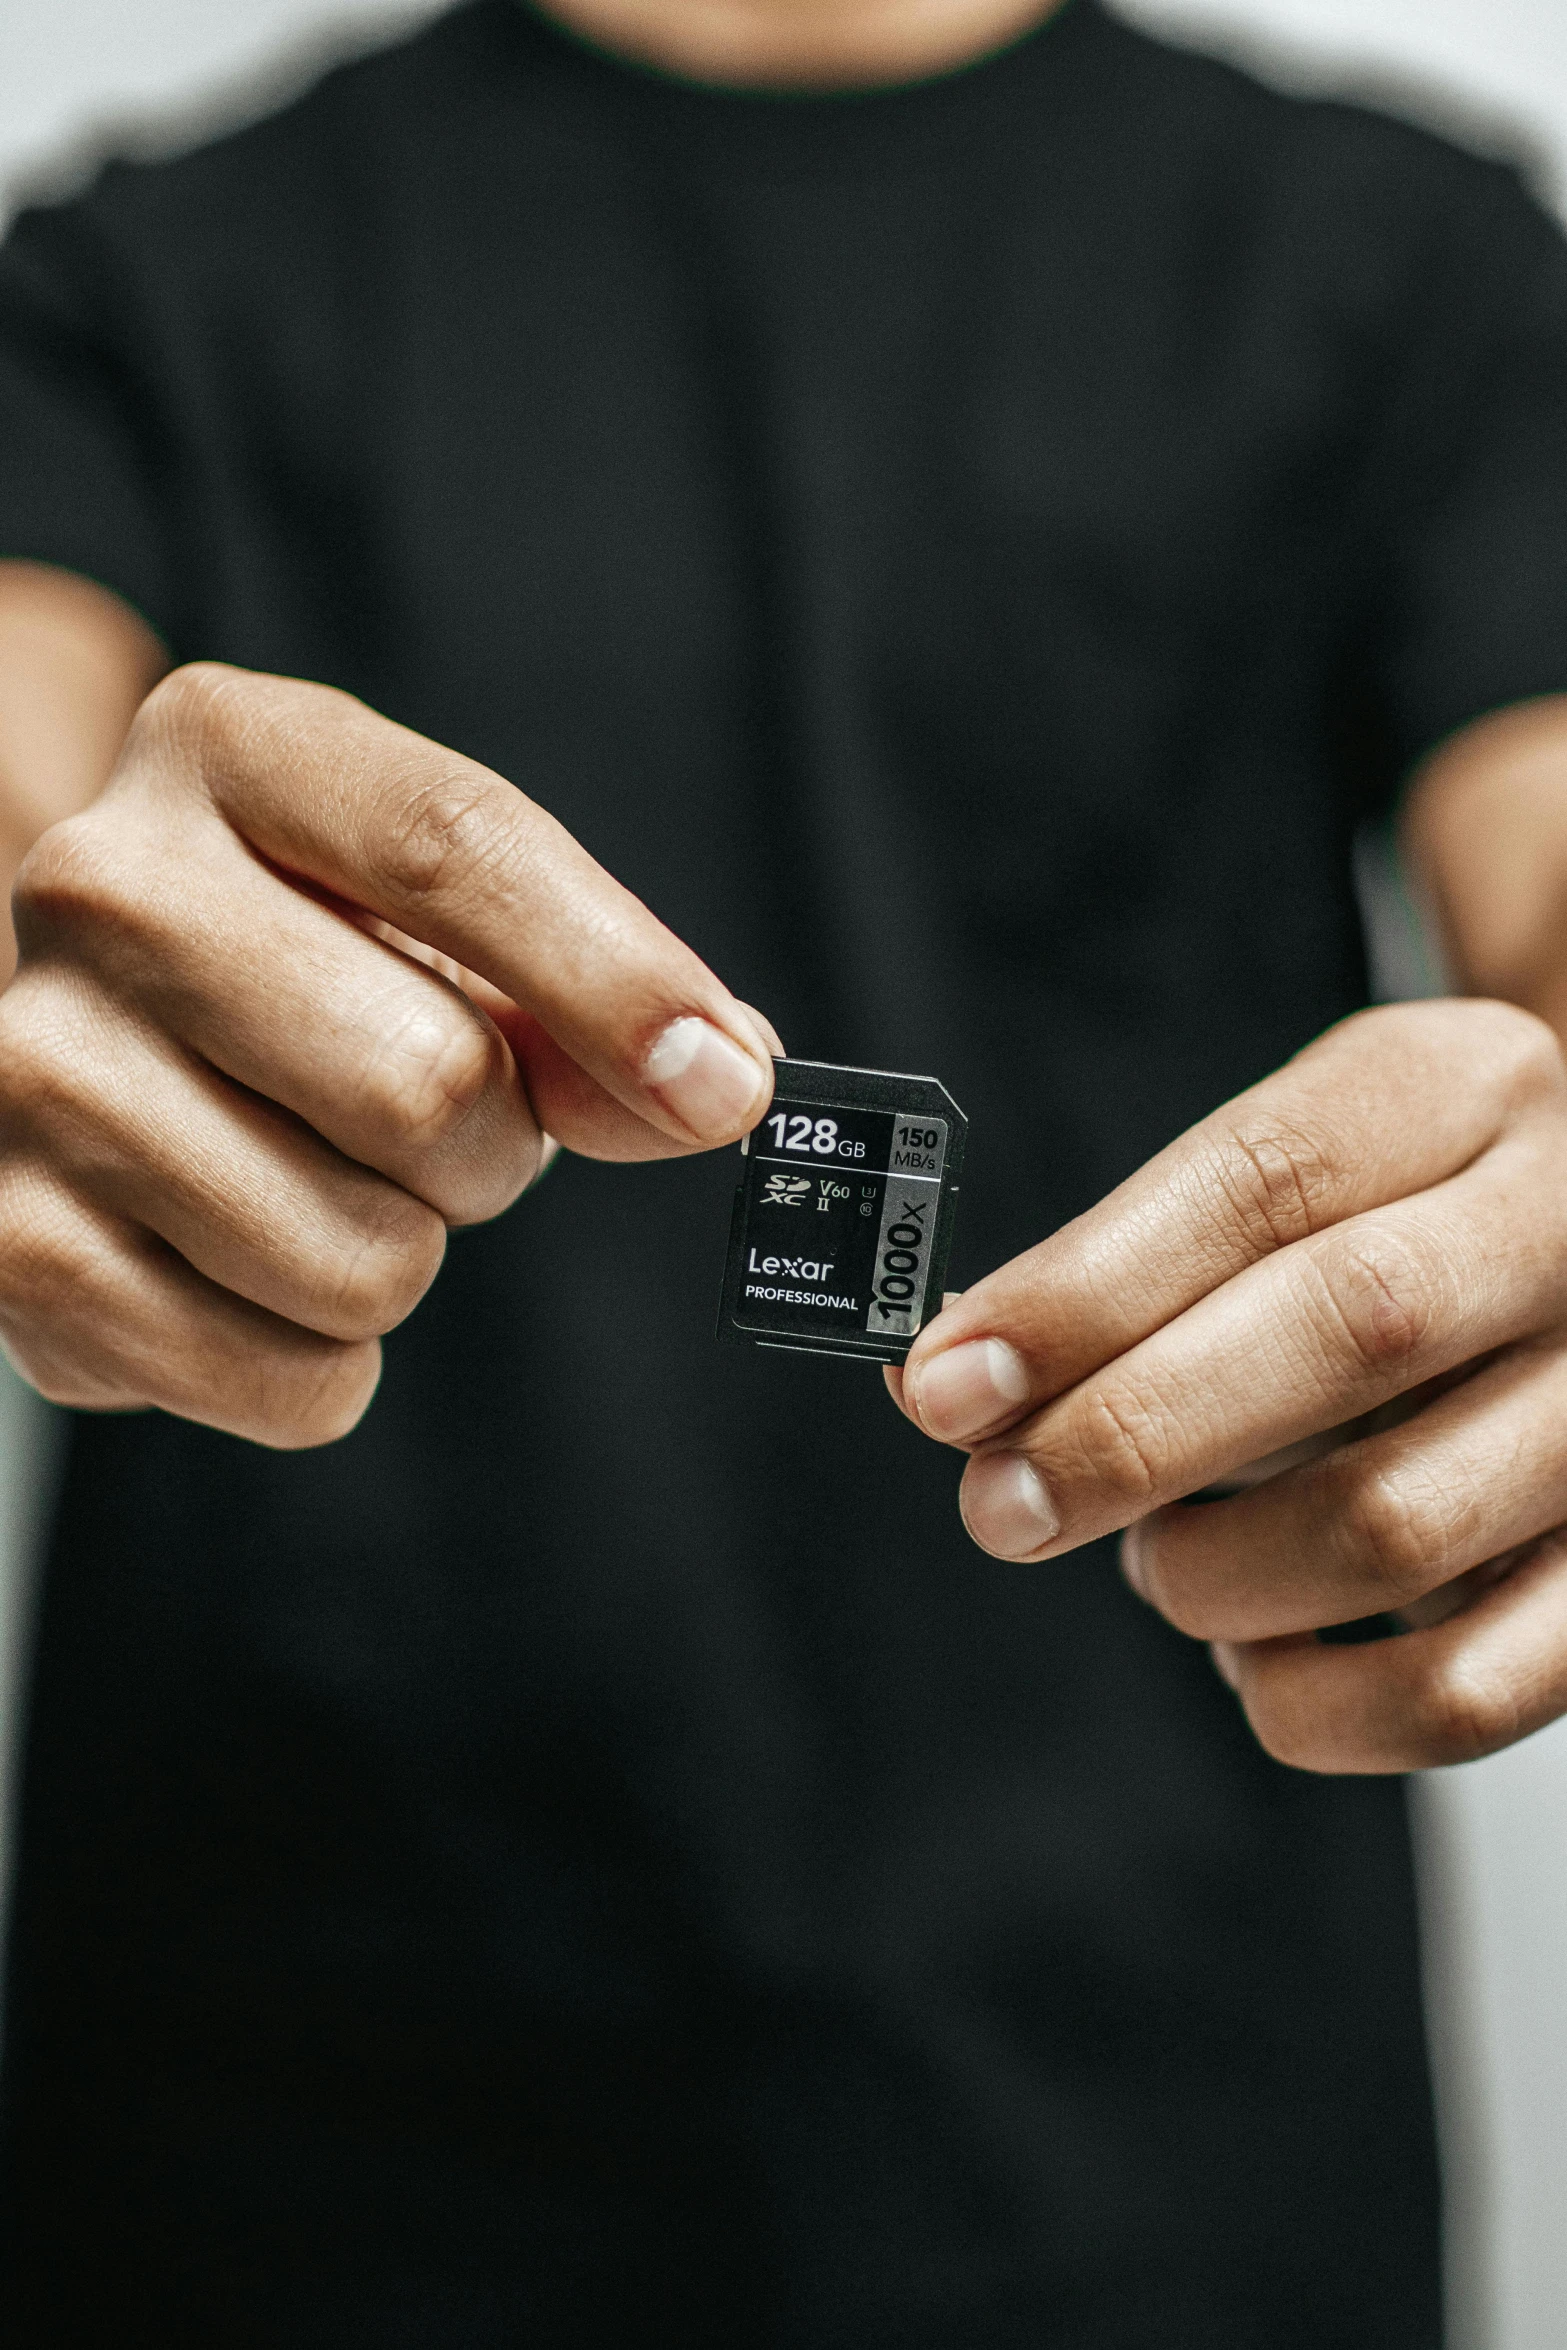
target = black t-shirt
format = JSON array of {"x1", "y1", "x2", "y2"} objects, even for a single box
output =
[{"x1": 4, "y1": 3, "x2": 1567, "y2": 2340}]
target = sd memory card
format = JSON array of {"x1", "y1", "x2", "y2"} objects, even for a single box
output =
[{"x1": 716, "y1": 1059, "x2": 966, "y2": 1363}]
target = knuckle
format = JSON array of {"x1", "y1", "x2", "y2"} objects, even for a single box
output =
[
  {"x1": 357, "y1": 1000, "x2": 501, "y2": 1152},
  {"x1": 1337, "y1": 1463, "x2": 1453, "y2": 1607},
  {"x1": 1308, "y1": 1229, "x2": 1434, "y2": 1382},
  {"x1": 258, "y1": 1339, "x2": 382, "y2": 1451},
  {"x1": 1408, "y1": 1655, "x2": 1521, "y2": 1766},
  {"x1": 1070, "y1": 1380, "x2": 1174, "y2": 1509},
  {"x1": 136, "y1": 660, "x2": 244, "y2": 760},
  {"x1": 12, "y1": 818, "x2": 201, "y2": 988},
  {"x1": 375, "y1": 770, "x2": 503, "y2": 914},
  {"x1": 430, "y1": 1129, "x2": 543, "y2": 1228},
  {"x1": 1475, "y1": 1001, "x2": 1564, "y2": 1105},
  {"x1": 0, "y1": 1006, "x2": 76, "y2": 1137},
  {"x1": 1211, "y1": 1115, "x2": 1338, "y2": 1254},
  {"x1": 0, "y1": 1170, "x2": 97, "y2": 1311},
  {"x1": 12, "y1": 815, "x2": 121, "y2": 941},
  {"x1": 0, "y1": 1182, "x2": 136, "y2": 1405},
  {"x1": 315, "y1": 1202, "x2": 446, "y2": 1342}
]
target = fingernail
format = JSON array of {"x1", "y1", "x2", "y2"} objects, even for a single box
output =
[
  {"x1": 1210, "y1": 1642, "x2": 1241, "y2": 1692},
  {"x1": 959, "y1": 1452, "x2": 1060, "y2": 1559},
  {"x1": 643, "y1": 1016, "x2": 768, "y2": 1141},
  {"x1": 1120, "y1": 1519, "x2": 1151, "y2": 1602},
  {"x1": 909, "y1": 1337, "x2": 1030, "y2": 1442}
]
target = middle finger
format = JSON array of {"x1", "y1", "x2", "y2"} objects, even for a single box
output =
[
  {"x1": 1123, "y1": 1334, "x2": 1567, "y2": 1640},
  {"x1": 2, "y1": 975, "x2": 447, "y2": 1341},
  {"x1": 957, "y1": 1129, "x2": 1567, "y2": 1561},
  {"x1": 52, "y1": 799, "x2": 546, "y2": 1220}
]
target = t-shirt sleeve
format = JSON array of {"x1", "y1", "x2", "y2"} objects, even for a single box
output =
[
  {"x1": 1377, "y1": 165, "x2": 1567, "y2": 768},
  {"x1": 0, "y1": 181, "x2": 180, "y2": 648}
]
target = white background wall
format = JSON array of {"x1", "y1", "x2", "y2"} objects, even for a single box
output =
[{"x1": 2, "y1": 6, "x2": 1566, "y2": 2345}]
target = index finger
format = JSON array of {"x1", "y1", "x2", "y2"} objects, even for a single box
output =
[
  {"x1": 899, "y1": 999, "x2": 1561, "y2": 1447},
  {"x1": 140, "y1": 665, "x2": 776, "y2": 1150}
]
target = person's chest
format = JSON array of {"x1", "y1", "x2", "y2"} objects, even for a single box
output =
[{"x1": 172, "y1": 85, "x2": 1385, "y2": 1109}]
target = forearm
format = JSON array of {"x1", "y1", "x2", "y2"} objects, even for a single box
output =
[
  {"x1": 0, "y1": 561, "x2": 168, "y2": 976},
  {"x1": 1402, "y1": 694, "x2": 1567, "y2": 1044}
]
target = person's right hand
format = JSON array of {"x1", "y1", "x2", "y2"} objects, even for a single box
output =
[{"x1": 0, "y1": 664, "x2": 777, "y2": 1446}]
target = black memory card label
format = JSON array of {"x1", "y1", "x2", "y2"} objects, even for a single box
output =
[{"x1": 717, "y1": 1061, "x2": 966, "y2": 1363}]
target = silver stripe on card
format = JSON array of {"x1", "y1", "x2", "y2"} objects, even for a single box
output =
[{"x1": 865, "y1": 1113, "x2": 948, "y2": 1340}]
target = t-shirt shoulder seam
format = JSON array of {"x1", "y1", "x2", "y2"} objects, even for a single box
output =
[
  {"x1": 4, "y1": 0, "x2": 493, "y2": 225},
  {"x1": 1095, "y1": 0, "x2": 1549, "y2": 193}
]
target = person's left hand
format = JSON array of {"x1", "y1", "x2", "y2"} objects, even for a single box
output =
[{"x1": 886, "y1": 999, "x2": 1567, "y2": 1773}]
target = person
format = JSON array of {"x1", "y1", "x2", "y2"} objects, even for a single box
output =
[{"x1": 2, "y1": 0, "x2": 1567, "y2": 2336}]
